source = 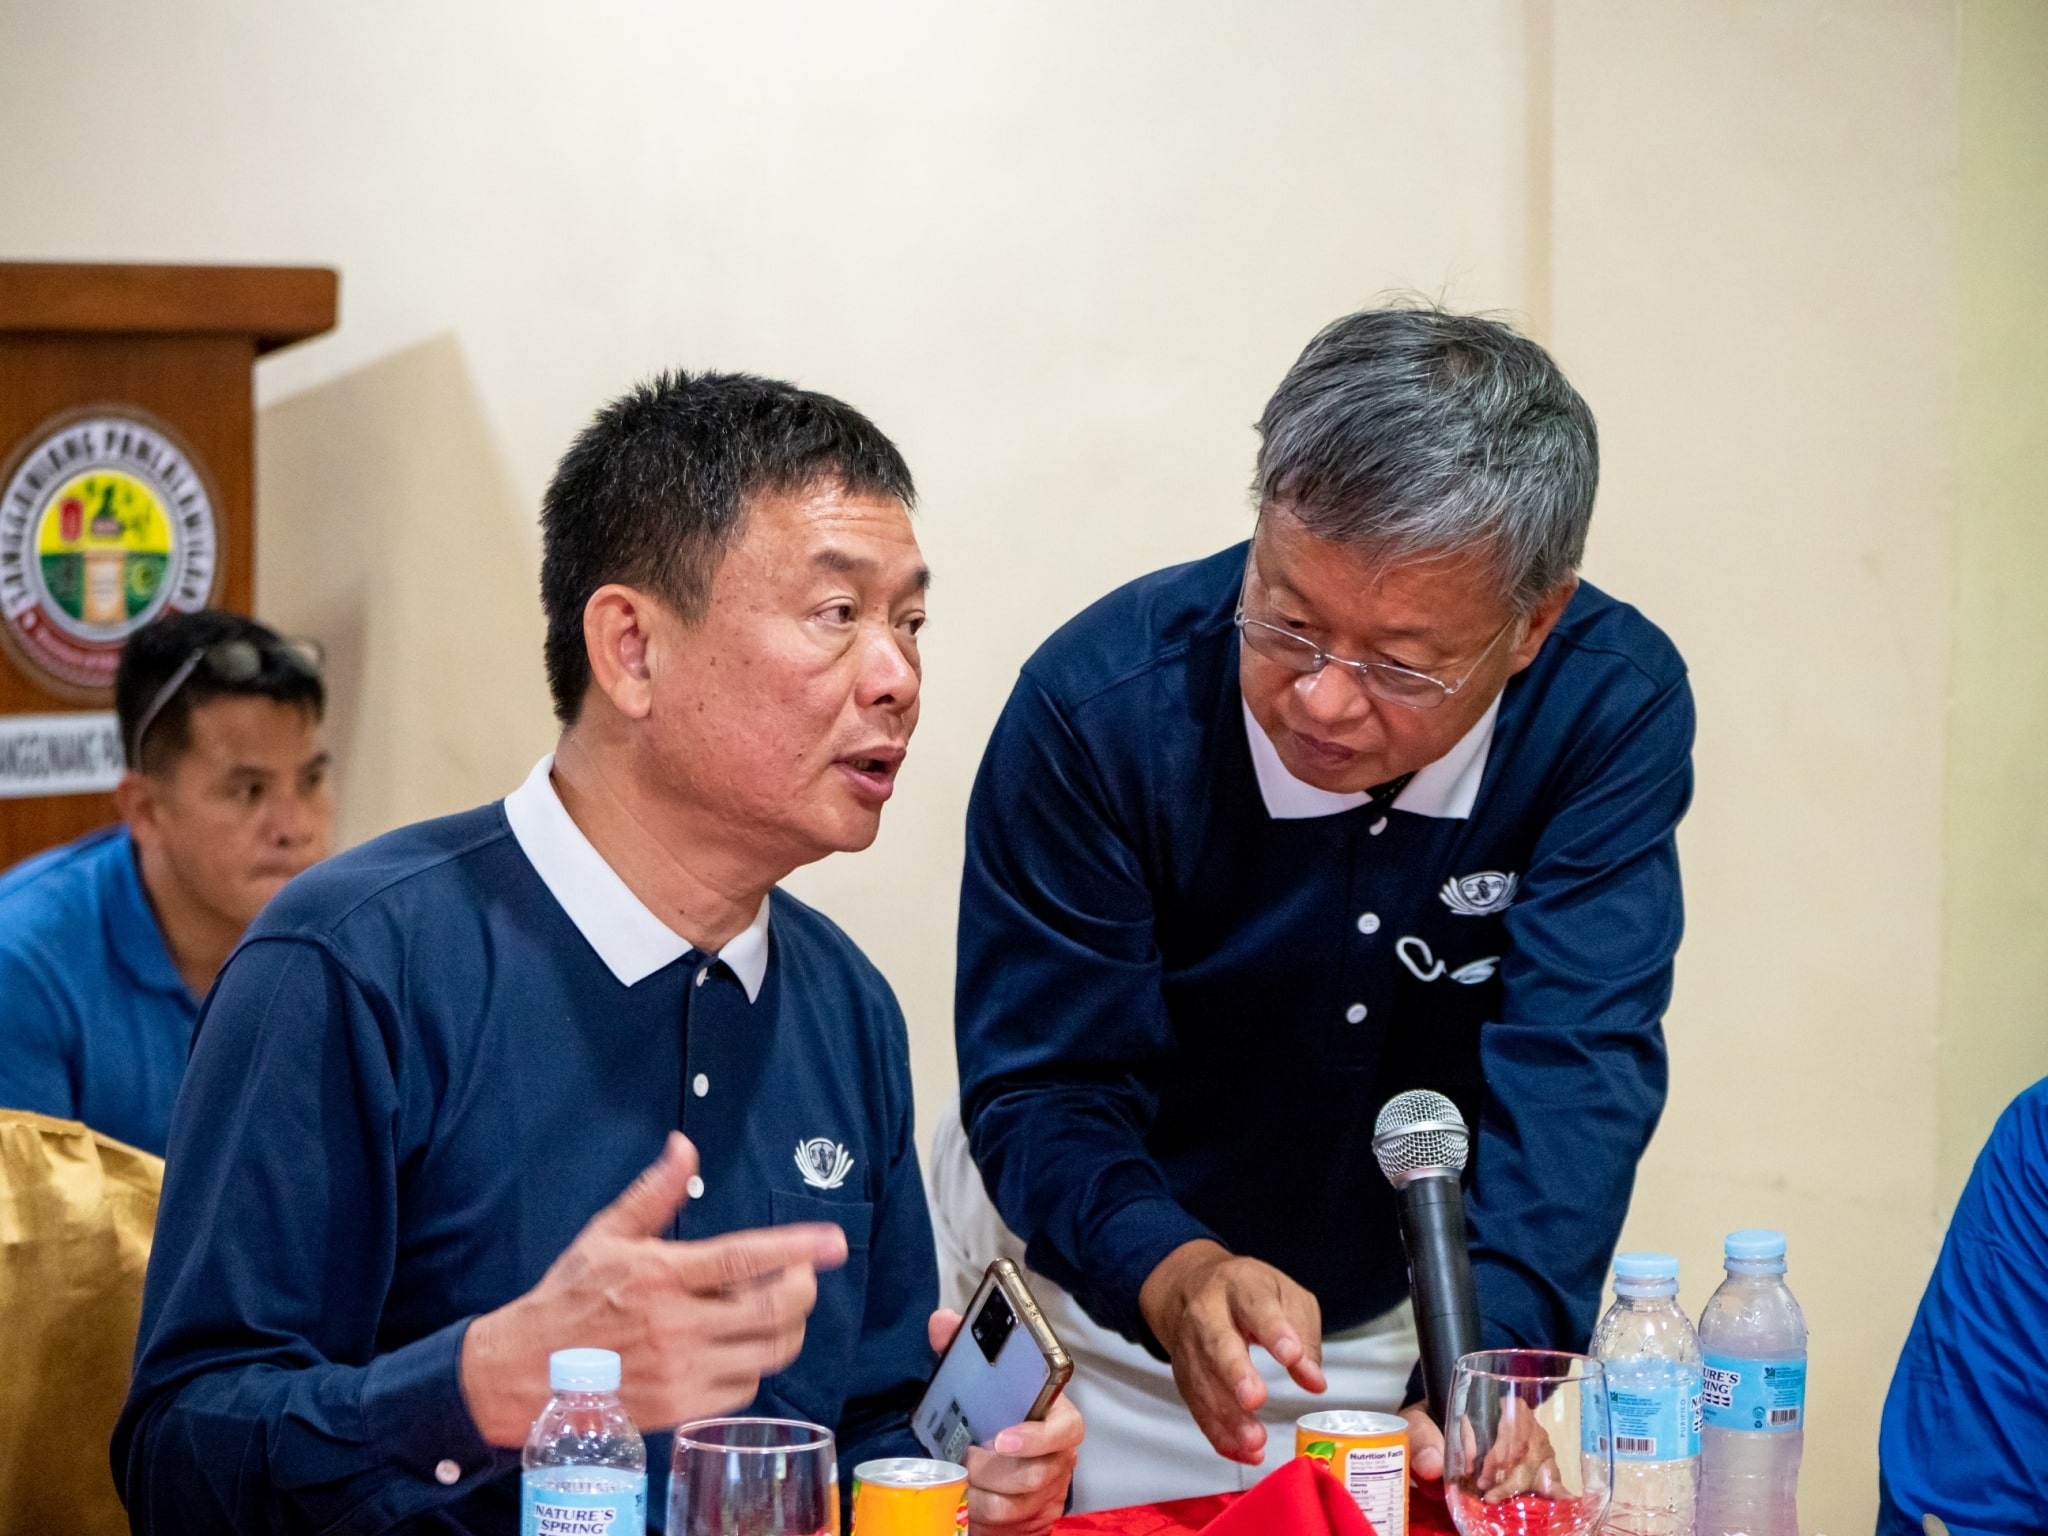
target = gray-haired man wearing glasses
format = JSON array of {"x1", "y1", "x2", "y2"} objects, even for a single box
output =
[
  {"x1": 937, "y1": 303, "x2": 1695, "y2": 1506},
  {"x1": 0, "y1": 609, "x2": 330, "y2": 1155}
]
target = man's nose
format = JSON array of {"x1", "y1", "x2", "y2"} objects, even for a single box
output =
[
  {"x1": 857, "y1": 625, "x2": 921, "y2": 711},
  {"x1": 1294, "y1": 663, "x2": 1373, "y2": 726},
  {"x1": 267, "y1": 790, "x2": 321, "y2": 848}
]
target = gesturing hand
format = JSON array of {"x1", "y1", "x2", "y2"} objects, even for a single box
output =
[
  {"x1": 925, "y1": 1310, "x2": 1084, "y2": 1536},
  {"x1": 459, "y1": 1132, "x2": 849, "y2": 1445},
  {"x1": 1138, "y1": 1239, "x2": 1326, "y2": 1464}
]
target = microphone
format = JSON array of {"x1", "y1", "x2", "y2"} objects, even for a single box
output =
[{"x1": 1373, "y1": 1089, "x2": 1482, "y2": 1427}]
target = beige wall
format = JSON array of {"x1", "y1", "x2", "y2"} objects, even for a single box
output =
[
  {"x1": 1942, "y1": 0, "x2": 2048, "y2": 1209},
  {"x1": 1, "y1": 0, "x2": 1532, "y2": 1105},
  {"x1": 4, "y1": 3, "x2": 2039, "y2": 1530},
  {"x1": 1550, "y1": 8, "x2": 1957, "y2": 1530}
]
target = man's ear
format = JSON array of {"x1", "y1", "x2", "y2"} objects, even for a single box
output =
[
  {"x1": 582, "y1": 584, "x2": 663, "y2": 722},
  {"x1": 1508, "y1": 576, "x2": 1579, "y2": 673},
  {"x1": 114, "y1": 770, "x2": 163, "y2": 851}
]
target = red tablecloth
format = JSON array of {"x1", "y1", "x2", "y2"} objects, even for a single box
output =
[{"x1": 1053, "y1": 1478, "x2": 1458, "y2": 1535}]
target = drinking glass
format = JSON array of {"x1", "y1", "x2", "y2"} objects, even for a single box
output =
[
  {"x1": 668, "y1": 1417, "x2": 839, "y2": 1536},
  {"x1": 1444, "y1": 1350, "x2": 1611, "y2": 1536}
]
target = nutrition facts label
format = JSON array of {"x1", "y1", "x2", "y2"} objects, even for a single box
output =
[{"x1": 1343, "y1": 1445, "x2": 1406, "y2": 1536}]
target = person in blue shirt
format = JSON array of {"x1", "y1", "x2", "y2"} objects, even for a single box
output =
[
  {"x1": 1877, "y1": 1077, "x2": 2048, "y2": 1535},
  {"x1": 0, "y1": 609, "x2": 331, "y2": 1155},
  {"x1": 115, "y1": 372, "x2": 1082, "y2": 1535},
  {"x1": 940, "y1": 304, "x2": 1693, "y2": 1507}
]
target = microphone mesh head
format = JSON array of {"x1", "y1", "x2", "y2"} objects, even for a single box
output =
[{"x1": 1372, "y1": 1089, "x2": 1471, "y2": 1183}]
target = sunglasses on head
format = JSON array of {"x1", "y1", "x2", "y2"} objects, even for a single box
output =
[{"x1": 129, "y1": 635, "x2": 325, "y2": 767}]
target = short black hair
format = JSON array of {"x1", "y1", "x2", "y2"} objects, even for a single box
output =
[
  {"x1": 539, "y1": 370, "x2": 917, "y2": 723},
  {"x1": 114, "y1": 610, "x2": 325, "y2": 774}
]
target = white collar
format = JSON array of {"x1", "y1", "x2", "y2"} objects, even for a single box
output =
[
  {"x1": 502, "y1": 755, "x2": 771, "y2": 999},
  {"x1": 1240, "y1": 692, "x2": 1499, "y2": 822}
]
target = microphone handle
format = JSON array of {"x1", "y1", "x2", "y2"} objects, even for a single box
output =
[{"x1": 1396, "y1": 1173, "x2": 1481, "y2": 1426}]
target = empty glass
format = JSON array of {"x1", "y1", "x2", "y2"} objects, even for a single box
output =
[
  {"x1": 1444, "y1": 1350, "x2": 1611, "y2": 1536},
  {"x1": 667, "y1": 1417, "x2": 839, "y2": 1536}
]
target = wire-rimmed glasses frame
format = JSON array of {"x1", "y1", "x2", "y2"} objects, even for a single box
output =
[{"x1": 1233, "y1": 574, "x2": 1519, "y2": 712}]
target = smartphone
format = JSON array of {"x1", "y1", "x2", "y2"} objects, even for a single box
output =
[{"x1": 912, "y1": 1259, "x2": 1074, "y2": 1464}]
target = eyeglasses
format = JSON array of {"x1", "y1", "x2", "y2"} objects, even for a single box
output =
[
  {"x1": 129, "y1": 635, "x2": 325, "y2": 766},
  {"x1": 1235, "y1": 587, "x2": 1516, "y2": 711}
]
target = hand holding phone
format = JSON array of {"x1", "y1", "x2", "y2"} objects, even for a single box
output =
[{"x1": 913, "y1": 1259, "x2": 1074, "y2": 1464}]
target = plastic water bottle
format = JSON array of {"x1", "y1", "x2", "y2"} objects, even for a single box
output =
[
  {"x1": 1588, "y1": 1252, "x2": 1703, "y2": 1536},
  {"x1": 522, "y1": 1348, "x2": 647, "y2": 1536},
  {"x1": 1697, "y1": 1230, "x2": 1806, "y2": 1536}
]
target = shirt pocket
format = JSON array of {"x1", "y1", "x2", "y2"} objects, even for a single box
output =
[{"x1": 765, "y1": 1187, "x2": 875, "y2": 1427}]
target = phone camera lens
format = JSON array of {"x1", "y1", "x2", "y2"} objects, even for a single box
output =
[{"x1": 972, "y1": 1289, "x2": 1016, "y2": 1364}]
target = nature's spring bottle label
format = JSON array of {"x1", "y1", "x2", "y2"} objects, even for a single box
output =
[
  {"x1": 1701, "y1": 1354, "x2": 1805, "y2": 1432},
  {"x1": 1582, "y1": 1360, "x2": 1704, "y2": 1460},
  {"x1": 521, "y1": 1470, "x2": 648, "y2": 1536}
]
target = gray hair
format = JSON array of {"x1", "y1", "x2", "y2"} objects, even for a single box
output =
[{"x1": 1253, "y1": 302, "x2": 1598, "y2": 612}]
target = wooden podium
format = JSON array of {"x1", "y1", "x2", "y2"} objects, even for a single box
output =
[{"x1": 0, "y1": 263, "x2": 337, "y2": 870}]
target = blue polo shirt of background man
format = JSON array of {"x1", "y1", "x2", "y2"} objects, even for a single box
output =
[{"x1": 0, "y1": 826, "x2": 196, "y2": 1154}]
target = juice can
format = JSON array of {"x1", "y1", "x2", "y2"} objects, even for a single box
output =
[
  {"x1": 849, "y1": 1457, "x2": 968, "y2": 1536},
  {"x1": 1296, "y1": 1410, "x2": 1408, "y2": 1536}
]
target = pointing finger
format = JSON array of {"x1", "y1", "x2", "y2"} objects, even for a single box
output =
[
  {"x1": 1230, "y1": 1273, "x2": 1325, "y2": 1394},
  {"x1": 666, "y1": 1222, "x2": 848, "y2": 1293}
]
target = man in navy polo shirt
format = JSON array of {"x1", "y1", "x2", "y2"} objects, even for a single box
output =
[
  {"x1": 116, "y1": 373, "x2": 1081, "y2": 1534},
  {"x1": 0, "y1": 609, "x2": 331, "y2": 1156},
  {"x1": 942, "y1": 305, "x2": 1692, "y2": 1506}
]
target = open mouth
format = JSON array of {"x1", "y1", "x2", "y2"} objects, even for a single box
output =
[{"x1": 835, "y1": 750, "x2": 903, "y2": 803}]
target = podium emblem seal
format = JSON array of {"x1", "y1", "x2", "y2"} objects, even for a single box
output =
[{"x1": 0, "y1": 409, "x2": 221, "y2": 698}]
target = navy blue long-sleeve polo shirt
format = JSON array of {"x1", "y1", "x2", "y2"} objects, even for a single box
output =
[
  {"x1": 955, "y1": 542, "x2": 1692, "y2": 1358},
  {"x1": 115, "y1": 761, "x2": 935, "y2": 1534}
]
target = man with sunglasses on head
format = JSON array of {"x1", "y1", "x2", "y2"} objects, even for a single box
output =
[
  {"x1": 939, "y1": 303, "x2": 1695, "y2": 1505},
  {"x1": 0, "y1": 610, "x2": 330, "y2": 1156}
]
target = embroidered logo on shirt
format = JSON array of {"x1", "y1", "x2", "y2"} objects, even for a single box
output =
[
  {"x1": 1439, "y1": 870, "x2": 1518, "y2": 916},
  {"x1": 795, "y1": 1138, "x2": 855, "y2": 1191},
  {"x1": 1396, "y1": 936, "x2": 1501, "y2": 986},
  {"x1": 1397, "y1": 936, "x2": 1447, "y2": 981}
]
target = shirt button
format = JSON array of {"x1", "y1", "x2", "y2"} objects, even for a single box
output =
[
  {"x1": 1370, "y1": 817, "x2": 1389, "y2": 836},
  {"x1": 693, "y1": 1073, "x2": 710, "y2": 1098},
  {"x1": 1356, "y1": 912, "x2": 1381, "y2": 935},
  {"x1": 695, "y1": 966, "x2": 709, "y2": 987},
  {"x1": 686, "y1": 1174, "x2": 706, "y2": 1200},
  {"x1": 435, "y1": 1460, "x2": 462, "y2": 1486},
  {"x1": 1345, "y1": 1002, "x2": 1368, "y2": 1024}
]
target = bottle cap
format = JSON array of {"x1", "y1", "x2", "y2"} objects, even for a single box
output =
[
  {"x1": 1724, "y1": 1229, "x2": 1787, "y2": 1261},
  {"x1": 1612, "y1": 1251, "x2": 1680, "y2": 1296},
  {"x1": 1724, "y1": 1229, "x2": 1789, "y2": 1273},
  {"x1": 549, "y1": 1348, "x2": 622, "y2": 1393}
]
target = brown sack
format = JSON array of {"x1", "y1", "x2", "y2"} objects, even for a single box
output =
[{"x1": 0, "y1": 1110, "x2": 163, "y2": 1536}]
